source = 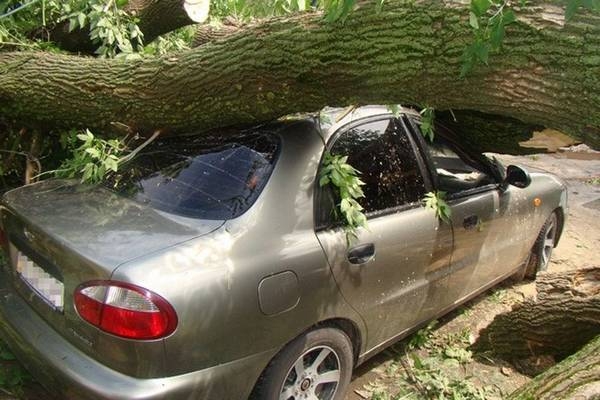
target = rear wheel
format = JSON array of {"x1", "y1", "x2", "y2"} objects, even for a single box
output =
[
  {"x1": 524, "y1": 211, "x2": 559, "y2": 279},
  {"x1": 253, "y1": 327, "x2": 353, "y2": 400}
]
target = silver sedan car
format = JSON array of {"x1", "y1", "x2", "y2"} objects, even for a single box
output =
[{"x1": 0, "y1": 106, "x2": 567, "y2": 400}]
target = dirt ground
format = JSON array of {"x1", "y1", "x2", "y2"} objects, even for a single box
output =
[
  {"x1": 347, "y1": 149, "x2": 600, "y2": 399},
  {"x1": 1, "y1": 149, "x2": 598, "y2": 400}
]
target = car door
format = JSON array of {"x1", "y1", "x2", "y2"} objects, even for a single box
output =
[
  {"x1": 315, "y1": 117, "x2": 453, "y2": 350},
  {"x1": 408, "y1": 119, "x2": 525, "y2": 298}
]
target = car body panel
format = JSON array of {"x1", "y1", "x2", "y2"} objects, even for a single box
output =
[
  {"x1": 109, "y1": 120, "x2": 366, "y2": 377},
  {"x1": 0, "y1": 275, "x2": 272, "y2": 399},
  {"x1": 316, "y1": 205, "x2": 452, "y2": 351},
  {"x1": 0, "y1": 106, "x2": 567, "y2": 399}
]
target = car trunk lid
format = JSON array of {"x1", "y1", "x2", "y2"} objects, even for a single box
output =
[{"x1": 3, "y1": 179, "x2": 222, "y2": 269}]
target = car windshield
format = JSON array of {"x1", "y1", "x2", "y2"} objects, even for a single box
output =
[{"x1": 104, "y1": 132, "x2": 280, "y2": 220}]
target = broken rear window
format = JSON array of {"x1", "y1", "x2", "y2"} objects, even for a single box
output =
[{"x1": 105, "y1": 132, "x2": 280, "y2": 220}]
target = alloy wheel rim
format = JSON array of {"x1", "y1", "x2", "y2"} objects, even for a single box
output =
[
  {"x1": 279, "y1": 345, "x2": 341, "y2": 400},
  {"x1": 541, "y1": 215, "x2": 557, "y2": 270}
]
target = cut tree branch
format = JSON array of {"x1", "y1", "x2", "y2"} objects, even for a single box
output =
[
  {"x1": 474, "y1": 266, "x2": 600, "y2": 361},
  {"x1": 47, "y1": 0, "x2": 207, "y2": 53}
]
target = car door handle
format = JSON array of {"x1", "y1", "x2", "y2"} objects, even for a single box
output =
[
  {"x1": 463, "y1": 214, "x2": 479, "y2": 230},
  {"x1": 347, "y1": 243, "x2": 376, "y2": 265}
]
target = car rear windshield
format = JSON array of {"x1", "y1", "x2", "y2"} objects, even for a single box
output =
[{"x1": 104, "y1": 132, "x2": 280, "y2": 220}]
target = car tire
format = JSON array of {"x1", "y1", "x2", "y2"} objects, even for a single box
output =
[
  {"x1": 252, "y1": 327, "x2": 353, "y2": 400},
  {"x1": 523, "y1": 211, "x2": 559, "y2": 279}
]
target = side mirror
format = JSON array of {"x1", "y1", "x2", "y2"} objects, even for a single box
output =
[{"x1": 505, "y1": 165, "x2": 531, "y2": 189}]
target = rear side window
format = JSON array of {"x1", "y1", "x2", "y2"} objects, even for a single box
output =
[
  {"x1": 105, "y1": 133, "x2": 280, "y2": 220},
  {"x1": 330, "y1": 119, "x2": 426, "y2": 213},
  {"x1": 316, "y1": 118, "x2": 427, "y2": 228}
]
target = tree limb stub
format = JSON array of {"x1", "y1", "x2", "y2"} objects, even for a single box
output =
[
  {"x1": 49, "y1": 0, "x2": 202, "y2": 53},
  {"x1": 1, "y1": 0, "x2": 599, "y2": 148},
  {"x1": 474, "y1": 266, "x2": 600, "y2": 361},
  {"x1": 508, "y1": 334, "x2": 600, "y2": 400}
]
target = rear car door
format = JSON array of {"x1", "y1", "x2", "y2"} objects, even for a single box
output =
[{"x1": 315, "y1": 117, "x2": 453, "y2": 350}]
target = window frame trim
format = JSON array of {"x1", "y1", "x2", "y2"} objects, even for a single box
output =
[{"x1": 313, "y1": 114, "x2": 432, "y2": 232}]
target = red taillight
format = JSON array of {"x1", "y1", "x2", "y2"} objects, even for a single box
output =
[{"x1": 74, "y1": 281, "x2": 177, "y2": 340}]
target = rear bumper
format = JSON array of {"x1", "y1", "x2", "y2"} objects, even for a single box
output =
[{"x1": 0, "y1": 269, "x2": 272, "y2": 400}]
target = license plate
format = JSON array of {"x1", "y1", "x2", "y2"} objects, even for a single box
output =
[{"x1": 15, "y1": 250, "x2": 64, "y2": 311}]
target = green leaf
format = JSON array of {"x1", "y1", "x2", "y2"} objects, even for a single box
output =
[
  {"x1": 469, "y1": 12, "x2": 479, "y2": 29},
  {"x1": 470, "y1": 0, "x2": 492, "y2": 16},
  {"x1": 489, "y1": 23, "x2": 505, "y2": 49},
  {"x1": 78, "y1": 12, "x2": 86, "y2": 29},
  {"x1": 502, "y1": 9, "x2": 516, "y2": 25},
  {"x1": 411, "y1": 353, "x2": 425, "y2": 369},
  {"x1": 85, "y1": 147, "x2": 100, "y2": 158},
  {"x1": 319, "y1": 175, "x2": 330, "y2": 186},
  {"x1": 387, "y1": 104, "x2": 400, "y2": 116},
  {"x1": 473, "y1": 41, "x2": 489, "y2": 63}
]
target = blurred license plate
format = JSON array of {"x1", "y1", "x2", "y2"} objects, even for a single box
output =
[{"x1": 16, "y1": 251, "x2": 64, "y2": 310}]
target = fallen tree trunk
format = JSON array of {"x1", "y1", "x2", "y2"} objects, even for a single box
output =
[
  {"x1": 508, "y1": 334, "x2": 600, "y2": 400},
  {"x1": 1, "y1": 0, "x2": 599, "y2": 149},
  {"x1": 474, "y1": 266, "x2": 600, "y2": 360}
]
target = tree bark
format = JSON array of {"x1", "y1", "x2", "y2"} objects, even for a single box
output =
[
  {"x1": 508, "y1": 334, "x2": 600, "y2": 400},
  {"x1": 474, "y1": 266, "x2": 600, "y2": 360},
  {"x1": 192, "y1": 17, "x2": 243, "y2": 47},
  {"x1": 1, "y1": 0, "x2": 599, "y2": 148},
  {"x1": 436, "y1": 110, "x2": 543, "y2": 154}
]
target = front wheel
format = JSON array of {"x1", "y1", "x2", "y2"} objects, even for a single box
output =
[
  {"x1": 525, "y1": 211, "x2": 559, "y2": 279},
  {"x1": 253, "y1": 327, "x2": 353, "y2": 400}
]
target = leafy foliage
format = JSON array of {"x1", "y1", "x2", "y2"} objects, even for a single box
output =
[
  {"x1": 143, "y1": 26, "x2": 196, "y2": 56},
  {"x1": 55, "y1": 129, "x2": 126, "y2": 184},
  {"x1": 210, "y1": 0, "x2": 358, "y2": 21},
  {"x1": 211, "y1": 0, "x2": 313, "y2": 19},
  {"x1": 66, "y1": 0, "x2": 144, "y2": 58},
  {"x1": 408, "y1": 320, "x2": 438, "y2": 350},
  {"x1": 1, "y1": 0, "x2": 145, "y2": 57},
  {"x1": 319, "y1": 152, "x2": 368, "y2": 242},
  {"x1": 461, "y1": 0, "x2": 517, "y2": 77},
  {"x1": 419, "y1": 107, "x2": 435, "y2": 142},
  {"x1": 424, "y1": 191, "x2": 451, "y2": 223},
  {"x1": 409, "y1": 354, "x2": 487, "y2": 400},
  {"x1": 565, "y1": 0, "x2": 600, "y2": 20}
]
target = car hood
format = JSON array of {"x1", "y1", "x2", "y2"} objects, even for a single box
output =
[{"x1": 2, "y1": 179, "x2": 224, "y2": 270}]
